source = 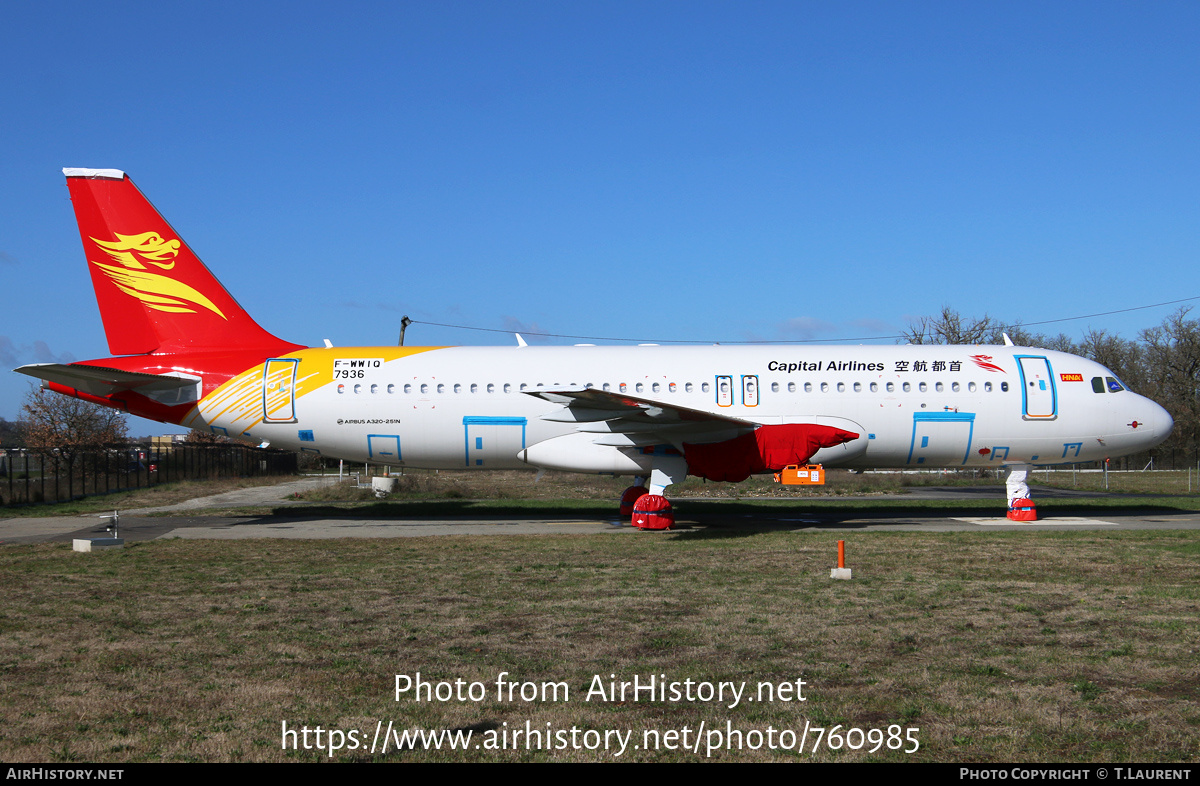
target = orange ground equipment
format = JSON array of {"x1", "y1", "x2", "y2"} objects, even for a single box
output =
[{"x1": 774, "y1": 464, "x2": 825, "y2": 485}]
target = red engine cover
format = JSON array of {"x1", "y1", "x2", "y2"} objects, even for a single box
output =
[{"x1": 683, "y1": 424, "x2": 859, "y2": 483}]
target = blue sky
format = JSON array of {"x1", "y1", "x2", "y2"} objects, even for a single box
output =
[{"x1": 2, "y1": 1, "x2": 1198, "y2": 432}]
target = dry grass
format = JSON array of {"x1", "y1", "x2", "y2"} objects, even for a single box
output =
[
  {"x1": 293, "y1": 468, "x2": 1002, "y2": 505},
  {"x1": 2, "y1": 530, "x2": 1198, "y2": 762},
  {"x1": 1, "y1": 475, "x2": 304, "y2": 518},
  {"x1": 1035, "y1": 469, "x2": 1200, "y2": 496}
]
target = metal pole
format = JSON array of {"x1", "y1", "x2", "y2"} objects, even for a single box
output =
[{"x1": 399, "y1": 315, "x2": 412, "y2": 346}]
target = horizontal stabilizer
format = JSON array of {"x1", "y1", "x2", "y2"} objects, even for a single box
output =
[{"x1": 15, "y1": 363, "x2": 201, "y2": 406}]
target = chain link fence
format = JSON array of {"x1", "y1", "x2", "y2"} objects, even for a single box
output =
[{"x1": 0, "y1": 443, "x2": 297, "y2": 507}]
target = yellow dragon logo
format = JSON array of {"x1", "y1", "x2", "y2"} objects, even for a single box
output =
[{"x1": 90, "y1": 231, "x2": 227, "y2": 319}]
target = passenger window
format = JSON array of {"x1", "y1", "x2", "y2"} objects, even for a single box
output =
[
  {"x1": 837, "y1": 382, "x2": 845, "y2": 392},
  {"x1": 354, "y1": 384, "x2": 362, "y2": 394},
  {"x1": 652, "y1": 383, "x2": 660, "y2": 393},
  {"x1": 419, "y1": 384, "x2": 428, "y2": 394},
  {"x1": 903, "y1": 382, "x2": 911, "y2": 392},
  {"x1": 404, "y1": 384, "x2": 412, "y2": 394},
  {"x1": 502, "y1": 383, "x2": 509, "y2": 393},
  {"x1": 1001, "y1": 382, "x2": 1009, "y2": 392},
  {"x1": 854, "y1": 382, "x2": 862, "y2": 392},
  {"x1": 935, "y1": 382, "x2": 943, "y2": 392},
  {"x1": 636, "y1": 383, "x2": 645, "y2": 393},
  {"x1": 437, "y1": 384, "x2": 445, "y2": 394},
  {"x1": 620, "y1": 383, "x2": 628, "y2": 393},
  {"x1": 886, "y1": 382, "x2": 894, "y2": 392},
  {"x1": 686, "y1": 383, "x2": 694, "y2": 393},
  {"x1": 470, "y1": 383, "x2": 478, "y2": 393},
  {"x1": 337, "y1": 384, "x2": 344, "y2": 394},
  {"x1": 1092, "y1": 376, "x2": 1105, "y2": 393},
  {"x1": 453, "y1": 384, "x2": 462, "y2": 393},
  {"x1": 603, "y1": 383, "x2": 611, "y2": 391},
  {"x1": 919, "y1": 382, "x2": 927, "y2": 392},
  {"x1": 370, "y1": 384, "x2": 378, "y2": 394},
  {"x1": 771, "y1": 382, "x2": 780, "y2": 393},
  {"x1": 669, "y1": 382, "x2": 677, "y2": 392},
  {"x1": 804, "y1": 382, "x2": 813, "y2": 393},
  {"x1": 520, "y1": 383, "x2": 528, "y2": 391},
  {"x1": 820, "y1": 382, "x2": 829, "y2": 392},
  {"x1": 951, "y1": 382, "x2": 959, "y2": 392},
  {"x1": 870, "y1": 382, "x2": 878, "y2": 392},
  {"x1": 387, "y1": 384, "x2": 395, "y2": 394},
  {"x1": 984, "y1": 382, "x2": 992, "y2": 392},
  {"x1": 701, "y1": 382, "x2": 710, "y2": 393},
  {"x1": 788, "y1": 382, "x2": 796, "y2": 393}
]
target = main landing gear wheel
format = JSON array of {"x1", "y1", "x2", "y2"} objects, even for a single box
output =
[{"x1": 619, "y1": 485, "x2": 649, "y2": 517}]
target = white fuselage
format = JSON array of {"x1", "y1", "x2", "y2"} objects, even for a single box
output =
[{"x1": 188, "y1": 344, "x2": 1173, "y2": 476}]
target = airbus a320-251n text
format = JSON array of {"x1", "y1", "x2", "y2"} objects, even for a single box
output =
[{"x1": 15, "y1": 169, "x2": 1174, "y2": 528}]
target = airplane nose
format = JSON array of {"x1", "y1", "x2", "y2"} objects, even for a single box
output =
[{"x1": 1143, "y1": 399, "x2": 1174, "y2": 442}]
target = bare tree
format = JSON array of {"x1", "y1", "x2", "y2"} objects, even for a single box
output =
[
  {"x1": 901, "y1": 308, "x2": 1083, "y2": 350},
  {"x1": 1140, "y1": 308, "x2": 1200, "y2": 464},
  {"x1": 20, "y1": 386, "x2": 127, "y2": 467},
  {"x1": 185, "y1": 428, "x2": 227, "y2": 443},
  {"x1": 901, "y1": 307, "x2": 1005, "y2": 345},
  {"x1": 1077, "y1": 329, "x2": 1145, "y2": 391},
  {"x1": 0, "y1": 416, "x2": 22, "y2": 448}
]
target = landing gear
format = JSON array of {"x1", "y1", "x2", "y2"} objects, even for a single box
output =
[
  {"x1": 632, "y1": 493, "x2": 673, "y2": 530},
  {"x1": 1005, "y1": 464, "x2": 1037, "y2": 521},
  {"x1": 630, "y1": 456, "x2": 688, "y2": 530},
  {"x1": 619, "y1": 477, "x2": 649, "y2": 516}
]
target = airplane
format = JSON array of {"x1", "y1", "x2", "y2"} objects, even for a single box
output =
[{"x1": 14, "y1": 168, "x2": 1174, "y2": 528}]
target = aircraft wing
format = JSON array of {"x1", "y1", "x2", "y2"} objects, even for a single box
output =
[
  {"x1": 526, "y1": 387, "x2": 755, "y2": 447},
  {"x1": 15, "y1": 363, "x2": 201, "y2": 406}
]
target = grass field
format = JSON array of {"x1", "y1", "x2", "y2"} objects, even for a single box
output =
[
  {"x1": 3, "y1": 525, "x2": 1198, "y2": 762},
  {"x1": 6, "y1": 466, "x2": 1198, "y2": 519}
]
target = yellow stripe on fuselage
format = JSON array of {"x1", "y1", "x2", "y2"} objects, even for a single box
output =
[{"x1": 183, "y1": 346, "x2": 445, "y2": 434}]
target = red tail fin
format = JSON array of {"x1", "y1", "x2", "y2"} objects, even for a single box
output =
[{"x1": 64, "y1": 168, "x2": 297, "y2": 356}]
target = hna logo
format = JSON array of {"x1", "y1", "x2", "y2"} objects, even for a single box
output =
[{"x1": 89, "y1": 231, "x2": 227, "y2": 319}]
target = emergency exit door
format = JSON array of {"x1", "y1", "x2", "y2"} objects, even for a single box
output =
[{"x1": 1016, "y1": 355, "x2": 1057, "y2": 420}]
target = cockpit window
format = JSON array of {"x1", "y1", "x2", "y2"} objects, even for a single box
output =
[
  {"x1": 1091, "y1": 376, "x2": 1105, "y2": 394},
  {"x1": 1106, "y1": 377, "x2": 1124, "y2": 393}
]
